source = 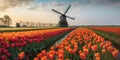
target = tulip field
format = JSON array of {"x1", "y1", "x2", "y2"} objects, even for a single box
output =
[
  {"x1": 0, "y1": 28, "x2": 74, "y2": 60},
  {"x1": 90, "y1": 27, "x2": 120, "y2": 50},
  {"x1": 0, "y1": 27, "x2": 120, "y2": 60},
  {"x1": 91, "y1": 27, "x2": 120, "y2": 35}
]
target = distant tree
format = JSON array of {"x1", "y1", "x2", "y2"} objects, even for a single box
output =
[
  {"x1": 0, "y1": 18, "x2": 4, "y2": 25},
  {"x1": 49, "y1": 23, "x2": 53, "y2": 26},
  {"x1": 3, "y1": 15, "x2": 12, "y2": 27},
  {"x1": 19, "y1": 21, "x2": 22, "y2": 26},
  {"x1": 29, "y1": 22, "x2": 34, "y2": 27},
  {"x1": 26, "y1": 22, "x2": 30, "y2": 27},
  {"x1": 38, "y1": 23, "x2": 41, "y2": 27}
]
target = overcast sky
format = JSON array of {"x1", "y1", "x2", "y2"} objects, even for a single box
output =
[{"x1": 0, "y1": 0, "x2": 120, "y2": 26}]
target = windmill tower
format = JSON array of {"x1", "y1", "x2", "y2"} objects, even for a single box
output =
[{"x1": 52, "y1": 5, "x2": 75, "y2": 27}]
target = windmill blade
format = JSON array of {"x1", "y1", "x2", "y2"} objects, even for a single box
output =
[
  {"x1": 52, "y1": 9, "x2": 63, "y2": 15},
  {"x1": 66, "y1": 16, "x2": 75, "y2": 20},
  {"x1": 64, "y1": 5, "x2": 71, "y2": 14}
]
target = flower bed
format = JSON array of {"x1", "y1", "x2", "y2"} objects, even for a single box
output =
[
  {"x1": 91, "y1": 27, "x2": 120, "y2": 35},
  {"x1": 33, "y1": 28, "x2": 119, "y2": 60},
  {"x1": 0, "y1": 27, "x2": 59, "y2": 33},
  {"x1": 0, "y1": 28, "x2": 74, "y2": 60}
]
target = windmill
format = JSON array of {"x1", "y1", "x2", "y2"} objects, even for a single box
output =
[{"x1": 52, "y1": 5, "x2": 75, "y2": 27}]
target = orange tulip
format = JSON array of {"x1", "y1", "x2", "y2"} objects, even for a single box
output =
[
  {"x1": 112, "y1": 50, "x2": 119, "y2": 58},
  {"x1": 100, "y1": 43, "x2": 104, "y2": 48},
  {"x1": 79, "y1": 52, "x2": 86, "y2": 60},
  {"x1": 78, "y1": 50, "x2": 82, "y2": 54},
  {"x1": 41, "y1": 56, "x2": 47, "y2": 60},
  {"x1": 37, "y1": 53, "x2": 43, "y2": 58},
  {"x1": 95, "y1": 53, "x2": 100, "y2": 57},
  {"x1": 107, "y1": 46, "x2": 113, "y2": 52},
  {"x1": 95, "y1": 57, "x2": 101, "y2": 60},
  {"x1": 41, "y1": 50, "x2": 47, "y2": 55},
  {"x1": 58, "y1": 49, "x2": 64, "y2": 54},
  {"x1": 18, "y1": 52, "x2": 25, "y2": 59},
  {"x1": 83, "y1": 48, "x2": 89, "y2": 55},
  {"x1": 50, "y1": 46, "x2": 55, "y2": 51},
  {"x1": 34, "y1": 57, "x2": 39, "y2": 60},
  {"x1": 72, "y1": 49, "x2": 77, "y2": 54},
  {"x1": 58, "y1": 54, "x2": 64, "y2": 59},
  {"x1": 49, "y1": 50, "x2": 55, "y2": 55},
  {"x1": 91, "y1": 45, "x2": 98, "y2": 51},
  {"x1": 57, "y1": 58, "x2": 64, "y2": 60},
  {"x1": 95, "y1": 53, "x2": 100, "y2": 60},
  {"x1": 87, "y1": 44, "x2": 91, "y2": 49},
  {"x1": 68, "y1": 48, "x2": 72, "y2": 53},
  {"x1": 102, "y1": 49, "x2": 106, "y2": 54},
  {"x1": 48, "y1": 53, "x2": 54, "y2": 60}
]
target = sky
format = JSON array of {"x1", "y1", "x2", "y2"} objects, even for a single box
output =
[{"x1": 0, "y1": 0, "x2": 120, "y2": 26}]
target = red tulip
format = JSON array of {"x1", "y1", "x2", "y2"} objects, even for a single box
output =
[
  {"x1": 11, "y1": 43, "x2": 15, "y2": 48},
  {"x1": 3, "y1": 49, "x2": 8, "y2": 54},
  {"x1": 0, "y1": 48, "x2": 2, "y2": 53},
  {"x1": 0, "y1": 55, "x2": 7, "y2": 60},
  {"x1": 6, "y1": 53, "x2": 11, "y2": 57}
]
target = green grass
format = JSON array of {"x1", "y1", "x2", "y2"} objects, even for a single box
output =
[{"x1": 0, "y1": 27, "x2": 60, "y2": 33}]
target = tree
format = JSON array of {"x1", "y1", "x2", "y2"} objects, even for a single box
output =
[
  {"x1": 4, "y1": 15, "x2": 12, "y2": 27},
  {"x1": 0, "y1": 18, "x2": 4, "y2": 25}
]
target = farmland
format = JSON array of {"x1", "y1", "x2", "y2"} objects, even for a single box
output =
[
  {"x1": 0, "y1": 27, "x2": 59, "y2": 32},
  {"x1": 90, "y1": 27, "x2": 120, "y2": 35},
  {"x1": 0, "y1": 27, "x2": 119, "y2": 60},
  {"x1": 90, "y1": 27, "x2": 120, "y2": 50}
]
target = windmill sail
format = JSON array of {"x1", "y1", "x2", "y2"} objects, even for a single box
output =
[
  {"x1": 52, "y1": 9, "x2": 63, "y2": 15},
  {"x1": 66, "y1": 16, "x2": 75, "y2": 20},
  {"x1": 64, "y1": 5, "x2": 71, "y2": 14}
]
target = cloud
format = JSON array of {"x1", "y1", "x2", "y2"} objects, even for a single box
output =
[
  {"x1": 27, "y1": 1, "x2": 67, "y2": 11},
  {"x1": 0, "y1": 0, "x2": 120, "y2": 26},
  {"x1": 75, "y1": 0, "x2": 120, "y2": 4},
  {"x1": 27, "y1": 0, "x2": 120, "y2": 11},
  {"x1": 0, "y1": 0, "x2": 120, "y2": 11},
  {"x1": 0, "y1": 0, "x2": 35, "y2": 11}
]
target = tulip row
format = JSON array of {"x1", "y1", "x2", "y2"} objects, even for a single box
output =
[
  {"x1": 33, "y1": 28, "x2": 119, "y2": 60},
  {"x1": 90, "y1": 27, "x2": 120, "y2": 50},
  {"x1": 91, "y1": 27, "x2": 120, "y2": 35},
  {"x1": 0, "y1": 27, "x2": 58, "y2": 33},
  {"x1": 0, "y1": 28, "x2": 74, "y2": 60}
]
